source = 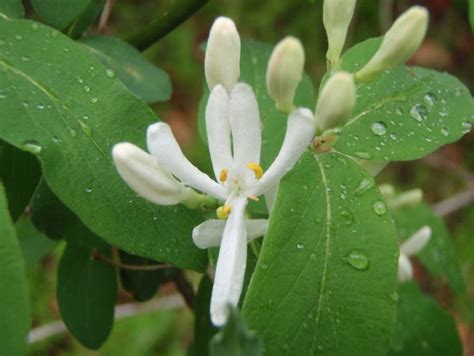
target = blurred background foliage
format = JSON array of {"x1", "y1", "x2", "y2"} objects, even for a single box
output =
[{"x1": 21, "y1": 0, "x2": 473, "y2": 354}]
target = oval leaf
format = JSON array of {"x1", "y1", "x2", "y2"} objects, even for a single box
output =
[
  {"x1": 0, "y1": 17, "x2": 206, "y2": 271},
  {"x1": 243, "y1": 152, "x2": 399, "y2": 355},
  {"x1": 31, "y1": 0, "x2": 92, "y2": 30},
  {"x1": 57, "y1": 243, "x2": 117, "y2": 349}
]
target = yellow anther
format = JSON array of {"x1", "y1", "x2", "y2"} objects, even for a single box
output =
[
  {"x1": 247, "y1": 162, "x2": 263, "y2": 180},
  {"x1": 219, "y1": 168, "x2": 228, "y2": 182},
  {"x1": 216, "y1": 204, "x2": 231, "y2": 219}
]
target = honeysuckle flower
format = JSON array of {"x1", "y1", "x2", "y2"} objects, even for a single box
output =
[
  {"x1": 266, "y1": 36, "x2": 305, "y2": 113},
  {"x1": 323, "y1": 0, "x2": 357, "y2": 66},
  {"x1": 355, "y1": 6, "x2": 429, "y2": 82},
  {"x1": 398, "y1": 226, "x2": 431, "y2": 282},
  {"x1": 315, "y1": 71, "x2": 356, "y2": 132},
  {"x1": 205, "y1": 16, "x2": 241, "y2": 92}
]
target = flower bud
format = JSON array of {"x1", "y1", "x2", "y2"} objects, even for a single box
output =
[
  {"x1": 266, "y1": 36, "x2": 305, "y2": 113},
  {"x1": 389, "y1": 188, "x2": 423, "y2": 209},
  {"x1": 355, "y1": 6, "x2": 429, "y2": 82},
  {"x1": 315, "y1": 71, "x2": 356, "y2": 132},
  {"x1": 323, "y1": 0, "x2": 356, "y2": 66},
  {"x1": 400, "y1": 226, "x2": 431, "y2": 256},
  {"x1": 205, "y1": 17, "x2": 241, "y2": 92}
]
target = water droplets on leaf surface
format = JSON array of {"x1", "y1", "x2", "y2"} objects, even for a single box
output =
[
  {"x1": 340, "y1": 211, "x2": 355, "y2": 226},
  {"x1": 344, "y1": 249, "x2": 369, "y2": 271},
  {"x1": 410, "y1": 104, "x2": 428, "y2": 122},
  {"x1": 106, "y1": 69, "x2": 115, "y2": 78},
  {"x1": 354, "y1": 151, "x2": 372, "y2": 160},
  {"x1": 423, "y1": 92, "x2": 436, "y2": 107},
  {"x1": 372, "y1": 201, "x2": 387, "y2": 216},
  {"x1": 371, "y1": 122, "x2": 387, "y2": 136},
  {"x1": 354, "y1": 178, "x2": 374, "y2": 196},
  {"x1": 23, "y1": 140, "x2": 42, "y2": 154}
]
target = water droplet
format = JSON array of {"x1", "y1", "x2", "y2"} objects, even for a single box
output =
[
  {"x1": 36, "y1": 103, "x2": 45, "y2": 109},
  {"x1": 21, "y1": 56, "x2": 31, "y2": 62},
  {"x1": 106, "y1": 69, "x2": 115, "y2": 78},
  {"x1": 440, "y1": 128, "x2": 449, "y2": 137},
  {"x1": 85, "y1": 187, "x2": 93, "y2": 193},
  {"x1": 454, "y1": 88, "x2": 462, "y2": 97},
  {"x1": 390, "y1": 292, "x2": 399, "y2": 302},
  {"x1": 410, "y1": 104, "x2": 428, "y2": 122},
  {"x1": 372, "y1": 201, "x2": 386, "y2": 216},
  {"x1": 14, "y1": 34, "x2": 23, "y2": 40},
  {"x1": 63, "y1": 47, "x2": 70, "y2": 53},
  {"x1": 21, "y1": 101, "x2": 29, "y2": 107},
  {"x1": 340, "y1": 210, "x2": 354, "y2": 226},
  {"x1": 395, "y1": 108, "x2": 403, "y2": 116},
  {"x1": 423, "y1": 92, "x2": 436, "y2": 107},
  {"x1": 83, "y1": 114, "x2": 89, "y2": 120},
  {"x1": 23, "y1": 140, "x2": 42, "y2": 154},
  {"x1": 31, "y1": 23, "x2": 39, "y2": 31},
  {"x1": 371, "y1": 121, "x2": 387, "y2": 136},
  {"x1": 354, "y1": 178, "x2": 374, "y2": 196},
  {"x1": 354, "y1": 151, "x2": 372, "y2": 160},
  {"x1": 52, "y1": 136, "x2": 61, "y2": 143},
  {"x1": 90, "y1": 97, "x2": 98, "y2": 104},
  {"x1": 51, "y1": 30, "x2": 59, "y2": 38},
  {"x1": 69, "y1": 129, "x2": 77, "y2": 137},
  {"x1": 461, "y1": 121, "x2": 471, "y2": 133},
  {"x1": 84, "y1": 85, "x2": 90, "y2": 92},
  {"x1": 344, "y1": 249, "x2": 369, "y2": 270},
  {"x1": 0, "y1": 91, "x2": 6, "y2": 99},
  {"x1": 296, "y1": 243, "x2": 304, "y2": 250}
]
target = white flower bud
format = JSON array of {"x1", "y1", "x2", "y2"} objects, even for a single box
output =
[
  {"x1": 389, "y1": 188, "x2": 423, "y2": 209},
  {"x1": 355, "y1": 6, "x2": 429, "y2": 82},
  {"x1": 205, "y1": 17, "x2": 241, "y2": 92},
  {"x1": 400, "y1": 226, "x2": 431, "y2": 256},
  {"x1": 266, "y1": 36, "x2": 305, "y2": 113},
  {"x1": 398, "y1": 253, "x2": 413, "y2": 282},
  {"x1": 315, "y1": 71, "x2": 356, "y2": 132},
  {"x1": 323, "y1": 0, "x2": 357, "y2": 66}
]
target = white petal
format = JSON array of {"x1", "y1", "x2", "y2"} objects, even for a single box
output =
[
  {"x1": 205, "y1": 17, "x2": 241, "y2": 91},
  {"x1": 147, "y1": 122, "x2": 227, "y2": 200},
  {"x1": 192, "y1": 219, "x2": 268, "y2": 249},
  {"x1": 112, "y1": 143, "x2": 197, "y2": 205},
  {"x1": 253, "y1": 108, "x2": 315, "y2": 195},
  {"x1": 398, "y1": 253, "x2": 413, "y2": 282},
  {"x1": 206, "y1": 85, "x2": 233, "y2": 180},
  {"x1": 400, "y1": 226, "x2": 431, "y2": 256},
  {"x1": 210, "y1": 198, "x2": 248, "y2": 326},
  {"x1": 229, "y1": 83, "x2": 262, "y2": 168}
]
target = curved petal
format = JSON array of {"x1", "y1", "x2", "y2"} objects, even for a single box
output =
[
  {"x1": 229, "y1": 83, "x2": 261, "y2": 168},
  {"x1": 112, "y1": 143, "x2": 197, "y2": 205},
  {"x1": 398, "y1": 253, "x2": 413, "y2": 282},
  {"x1": 192, "y1": 218, "x2": 268, "y2": 249},
  {"x1": 210, "y1": 198, "x2": 248, "y2": 326},
  {"x1": 400, "y1": 226, "x2": 431, "y2": 256},
  {"x1": 147, "y1": 122, "x2": 227, "y2": 200},
  {"x1": 206, "y1": 85, "x2": 233, "y2": 180},
  {"x1": 253, "y1": 108, "x2": 315, "y2": 195}
]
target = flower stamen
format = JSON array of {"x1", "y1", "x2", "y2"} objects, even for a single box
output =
[
  {"x1": 216, "y1": 204, "x2": 231, "y2": 219},
  {"x1": 219, "y1": 168, "x2": 229, "y2": 182},
  {"x1": 247, "y1": 162, "x2": 263, "y2": 180}
]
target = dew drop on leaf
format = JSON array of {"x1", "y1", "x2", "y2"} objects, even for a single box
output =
[
  {"x1": 69, "y1": 129, "x2": 77, "y2": 137},
  {"x1": 344, "y1": 249, "x2": 369, "y2": 271},
  {"x1": 372, "y1": 201, "x2": 386, "y2": 216},
  {"x1": 423, "y1": 92, "x2": 436, "y2": 107},
  {"x1": 296, "y1": 242, "x2": 304, "y2": 250},
  {"x1": 85, "y1": 187, "x2": 92, "y2": 193},
  {"x1": 371, "y1": 121, "x2": 387, "y2": 136},
  {"x1": 22, "y1": 140, "x2": 42, "y2": 154},
  {"x1": 106, "y1": 69, "x2": 115, "y2": 78},
  {"x1": 354, "y1": 178, "x2": 374, "y2": 196},
  {"x1": 461, "y1": 121, "x2": 472, "y2": 133},
  {"x1": 410, "y1": 104, "x2": 428, "y2": 122},
  {"x1": 90, "y1": 97, "x2": 98, "y2": 104},
  {"x1": 36, "y1": 103, "x2": 45, "y2": 110},
  {"x1": 0, "y1": 90, "x2": 6, "y2": 99},
  {"x1": 340, "y1": 210, "x2": 355, "y2": 226},
  {"x1": 354, "y1": 151, "x2": 372, "y2": 159}
]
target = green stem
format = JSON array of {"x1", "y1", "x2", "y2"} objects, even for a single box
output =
[{"x1": 125, "y1": 0, "x2": 209, "y2": 51}]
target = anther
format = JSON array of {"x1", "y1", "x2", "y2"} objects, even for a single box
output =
[
  {"x1": 219, "y1": 168, "x2": 228, "y2": 182},
  {"x1": 247, "y1": 162, "x2": 263, "y2": 179},
  {"x1": 216, "y1": 204, "x2": 231, "y2": 219}
]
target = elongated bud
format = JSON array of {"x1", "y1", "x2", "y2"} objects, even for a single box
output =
[
  {"x1": 323, "y1": 0, "x2": 356, "y2": 66},
  {"x1": 315, "y1": 72, "x2": 356, "y2": 132},
  {"x1": 389, "y1": 188, "x2": 423, "y2": 209},
  {"x1": 378, "y1": 184, "x2": 395, "y2": 198},
  {"x1": 400, "y1": 226, "x2": 431, "y2": 256},
  {"x1": 355, "y1": 6, "x2": 429, "y2": 82},
  {"x1": 398, "y1": 253, "x2": 413, "y2": 282},
  {"x1": 112, "y1": 143, "x2": 199, "y2": 206},
  {"x1": 266, "y1": 36, "x2": 305, "y2": 113},
  {"x1": 205, "y1": 17, "x2": 241, "y2": 91}
]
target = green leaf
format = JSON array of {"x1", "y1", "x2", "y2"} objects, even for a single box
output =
[
  {"x1": 57, "y1": 243, "x2": 117, "y2": 349},
  {"x1": 210, "y1": 308, "x2": 262, "y2": 356},
  {"x1": 16, "y1": 216, "x2": 58, "y2": 272},
  {"x1": 0, "y1": 184, "x2": 31, "y2": 356},
  {"x1": 198, "y1": 39, "x2": 316, "y2": 170},
  {"x1": 470, "y1": 0, "x2": 474, "y2": 31},
  {"x1": 0, "y1": 0, "x2": 24, "y2": 18},
  {"x1": 66, "y1": 0, "x2": 105, "y2": 39},
  {"x1": 389, "y1": 282, "x2": 462, "y2": 356},
  {"x1": 393, "y1": 203, "x2": 465, "y2": 294},
  {"x1": 119, "y1": 251, "x2": 177, "y2": 301},
  {"x1": 194, "y1": 275, "x2": 218, "y2": 356},
  {"x1": 0, "y1": 140, "x2": 41, "y2": 220},
  {"x1": 334, "y1": 38, "x2": 473, "y2": 161},
  {"x1": 243, "y1": 152, "x2": 399, "y2": 355},
  {"x1": 80, "y1": 35, "x2": 172, "y2": 103},
  {"x1": 0, "y1": 17, "x2": 206, "y2": 271},
  {"x1": 31, "y1": 0, "x2": 93, "y2": 31}
]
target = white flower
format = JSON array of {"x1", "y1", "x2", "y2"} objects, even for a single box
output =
[{"x1": 398, "y1": 226, "x2": 431, "y2": 282}]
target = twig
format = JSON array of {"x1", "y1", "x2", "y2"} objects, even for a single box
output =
[
  {"x1": 98, "y1": 0, "x2": 116, "y2": 33},
  {"x1": 125, "y1": 0, "x2": 209, "y2": 51},
  {"x1": 433, "y1": 188, "x2": 474, "y2": 217},
  {"x1": 93, "y1": 250, "x2": 173, "y2": 271},
  {"x1": 173, "y1": 270, "x2": 196, "y2": 309},
  {"x1": 28, "y1": 294, "x2": 184, "y2": 344}
]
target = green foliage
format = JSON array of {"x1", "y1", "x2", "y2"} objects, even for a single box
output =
[
  {"x1": 243, "y1": 152, "x2": 399, "y2": 355},
  {"x1": 57, "y1": 243, "x2": 117, "y2": 349},
  {"x1": 0, "y1": 184, "x2": 31, "y2": 356},
  {"x1": 66, "y1": 0, "x2": 105, "y2": 38},
  {"x1": 80, "y1": 35, "x2": 172, "y2": 103},
  {"x1": 193, "y1": 275, "x2": 218, "y2": 356},
  {"x1": 30, "y1": 0, "x2": 94, "y2": 31},
  {"x1": 210, "y1": 308, "x2": 262, "y2": 356},
  {"x1": 393, "y1": 203, "x2": 465, "y2": 294},
  {"x1": 0, "y1": 141, "x2": 41, "y2": 220},
  {"x1": 389, "y1": 282, "x2": 462, "y2": 356},
  {"x1": 335, "y1": 38, "x2": 473, "y2": 161},
  {"x1": 470, "y1": 0, "x2": 474, "y2": 31},
  {"x1": 0, "y1": 0, "x2": 24, "y2": 18},
  {"x1": 0, "y1": 17, "x2": 206, "y2": 271}
]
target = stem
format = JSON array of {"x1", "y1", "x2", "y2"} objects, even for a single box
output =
[
  {"x1": 98, "y1": 0, "x2": 116, "y2": 33},
  {"x1": 125, "y1": 0, "x2": 209, "y2": 51},
  {"x1": 173, "y1": 271, "x2": 196, "y2": 309},
  {"x1": 433, "y1": 188, "x2": 474, "y2": 217},
  {"x1": 93, "y1": 250, "x2": 172, "y2": 271}
]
